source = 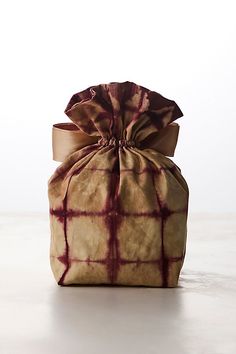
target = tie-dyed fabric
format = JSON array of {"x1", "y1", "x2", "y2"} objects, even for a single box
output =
[{"x1": 48, "y1": 81, "x2": 189, "y2": 287}]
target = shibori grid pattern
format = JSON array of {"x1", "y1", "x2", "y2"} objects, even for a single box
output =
[
  {"x1": 49, "y1": 144, "x2": 188, "y2": 287},
  {"x1": 48, "y1": 81, "x2": 189, "y2": 287}
]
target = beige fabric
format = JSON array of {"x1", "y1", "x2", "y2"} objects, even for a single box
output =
[{"x1": 48, "y1": 81, "x2": 189, "y2": 287}]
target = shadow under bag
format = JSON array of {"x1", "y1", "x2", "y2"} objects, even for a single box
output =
[{"x1": 48, "y1": 81, "x2": 189, "y2": 287}]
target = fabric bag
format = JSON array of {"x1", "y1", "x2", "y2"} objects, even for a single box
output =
[{"x1": 48, "y1": 81, "x2": 189, "y2": 287}]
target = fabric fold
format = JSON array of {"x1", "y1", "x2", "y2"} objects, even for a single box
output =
[{"x1": 64, "y1": 81, "x2": 183, "y2": 141}]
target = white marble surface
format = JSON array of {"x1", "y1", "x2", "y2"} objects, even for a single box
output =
[{"x1": 0, "y1": 213, "x2": 235, "y2": 354}]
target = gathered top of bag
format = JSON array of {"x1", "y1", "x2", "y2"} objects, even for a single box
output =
[
  {"x1": 64, "y1": 81, "x2": 183, "y2": 139},
  {"x1": 52, "y1": 81, "x2": 184, "y2": 162}
]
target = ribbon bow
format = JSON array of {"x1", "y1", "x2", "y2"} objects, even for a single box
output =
[{"x1": 52, "y1": 122, "x2": 180, "y2": 162}]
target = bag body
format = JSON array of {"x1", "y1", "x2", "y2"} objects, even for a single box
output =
[{"x1": 48, "y1": 81, "x2": 189, "y2": 287}]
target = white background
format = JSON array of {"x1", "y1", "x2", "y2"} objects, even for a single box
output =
[{"x1": 0, "y1": 0, "x2": 235, "y2": 213}]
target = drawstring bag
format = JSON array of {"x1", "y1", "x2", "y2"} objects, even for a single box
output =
[{"x1": 48, "y1": 81, "x2": 189, "y2": 287}]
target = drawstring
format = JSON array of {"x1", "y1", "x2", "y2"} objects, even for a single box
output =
[{"x1": 98, "y1": 137, "x2": 137, "y2": 148}]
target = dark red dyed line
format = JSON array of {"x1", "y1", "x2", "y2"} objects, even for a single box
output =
[
  {"x1": 61, "y1": 255, "x2": 184, "y2": 266},
  {"x1": 50, "y1": 208, "x2": 108, "y2": 221},
  {"x1": 70, "y1": 256, "x2": 107, "y2": 265},
  {"x1": 50, "y1": 207, "x2": 187, "y2": 221},
  {"x1": 83, "y1": 167, "x2": 113, "y2": 173},
  {"x1": 52, "y1": 145, "x2": 100, "y2": 183},
  {"x1": 125, "y1": 88, "x2": 146, "y2": 128},
  {"x1": 119, "y1": 258, "x2": 161, "y2": 267},
  {"x1": 57, "y1": 194, "x2": 70, "y2": 285},
  {"x1": 149, "y1": 165, "x2": 170, "y2": 287},
  {"x1": 103, "y1": 152, "x2": 123, "y2": 284}
]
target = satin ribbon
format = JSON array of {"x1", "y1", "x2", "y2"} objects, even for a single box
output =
[{"x1": 52, "y1": 122, "x2": 180, "y2": 162}]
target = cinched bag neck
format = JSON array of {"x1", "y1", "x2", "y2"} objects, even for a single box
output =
[
  {"x1": 98, "y1": 137, "x2": 137, "y2": 148},
  {"x1": 51, "y1": 122, "x2": 180, "y2": 162}
]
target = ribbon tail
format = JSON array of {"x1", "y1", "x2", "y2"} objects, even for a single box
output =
[{"x1": 139, "y1": 123, "x2": 180, "y2": 157}]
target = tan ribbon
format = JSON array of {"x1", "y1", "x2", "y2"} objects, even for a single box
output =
[{"x1": 52, "y1": 122, "x2": 180, "y2": 162}]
